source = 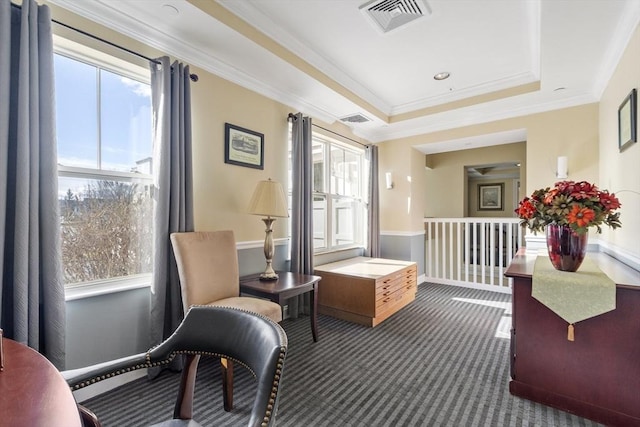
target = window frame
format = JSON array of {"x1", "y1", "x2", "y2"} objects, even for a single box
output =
[
  {"x1": 54, "y1": 38, "x2": 154, "y2": 299},
  {"x1": 289, "y1": 128, "x2": 368, "y2": 254}
]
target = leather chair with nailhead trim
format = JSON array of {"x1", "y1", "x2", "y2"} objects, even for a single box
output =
[{"x1": 62, "y1": 306, "x2": 288, "y2": 427}]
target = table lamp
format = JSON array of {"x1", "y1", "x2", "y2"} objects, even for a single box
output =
[{"x1": 248, "y1": 178, "x2": 289, "y2": 280}]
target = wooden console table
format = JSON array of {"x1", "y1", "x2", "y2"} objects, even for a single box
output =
[
  {"x1": 0, "y1": 337, "x2": 82, "y2": 426},
  {"x1": 505, "y1": 250, "x2": 640, "y2": 426},
  {"x1": 314, "y1": 257, "x2": 417, "y2": 327}
]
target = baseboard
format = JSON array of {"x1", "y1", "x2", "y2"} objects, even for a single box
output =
[
  {"x1": 72, "y1": 368, "x2": 148, "y2": 403},
  {"x1": 424, "y1": 277, "x2": 512, "y2": 294}
]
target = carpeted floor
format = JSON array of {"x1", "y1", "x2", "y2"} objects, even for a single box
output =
[{"x1": 82, "y1": 283, "x2": 602, "y2": 426}]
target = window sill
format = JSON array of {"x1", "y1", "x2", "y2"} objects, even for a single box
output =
[
  {"x1": 314, "y1": 245, "x2": 365, "y2": 256},
  {"x1": 65, "y1": 275, "x2": 152, "y2": 301},
  {"x1": 313, "y1": 246, "x2": 365, "y2": 266}
]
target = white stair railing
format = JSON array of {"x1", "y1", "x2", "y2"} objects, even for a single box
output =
[{"x1": 424, "y1": 218, "x2": 524, "y2": 293}]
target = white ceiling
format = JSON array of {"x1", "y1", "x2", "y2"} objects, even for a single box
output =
[{"x1": 50, "y1": 0, "x2": 640, "y2": 152}]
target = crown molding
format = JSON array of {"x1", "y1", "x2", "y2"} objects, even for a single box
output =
[
  {"x1": 525, "y1": 0, "x2": 541, "y2": 82},
  {"x1": 49, "y1": 0, "x2": 632, "y2": 145},
  {"x1": 390, "y1": 71, "x2": 538, "y2": 116},
  {"x1": 48, "y1": 0, "x2": 339, "y2": 124},
  {"x1": 216, "y1": 0, "x2": 392, "y2": 115},
  {"x1": 415, "y1": 128, "x2": 527, "y2": 155},
  {"x1": 591, "y1": 0, "x2": 640, "y2": 98},
  {"x1": 361, "y1": 92, "x2": 596, "y2": 143}
]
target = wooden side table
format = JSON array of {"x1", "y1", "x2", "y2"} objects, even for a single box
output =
[
  {"x1": 240, "y1": 271, "x2": 321, "y2": 342},
  {"x1": 0, "y1": 337, "x2": 82, "y2": 426}
]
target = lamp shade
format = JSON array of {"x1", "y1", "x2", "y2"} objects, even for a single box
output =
[{"x1": 248, "y1": 179, "x2": 289, "y2": 218}]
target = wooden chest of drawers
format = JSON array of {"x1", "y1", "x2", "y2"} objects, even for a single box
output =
[
  {"x1": 505, "y1": 251, "x2": 640, "y2": 425},
  {"x1": 314, "y1": 257, "x2": 417, "y2": 327}
]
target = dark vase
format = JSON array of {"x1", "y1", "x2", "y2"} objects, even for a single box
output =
[{"x1": 545, "y1": 224, "x2": 588, "y2": 272}]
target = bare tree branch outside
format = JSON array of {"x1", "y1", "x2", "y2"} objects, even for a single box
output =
[{"x1": 60, "y1": 180, "x2": 153, "y2": 285}]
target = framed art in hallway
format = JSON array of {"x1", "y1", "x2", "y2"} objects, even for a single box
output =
[
  {"x1": 224, "y1": 123, "x2": 264, "y2": 169},
  {"x1": 618, "y1": 88, "x2": 637, "y2": 152},
  {"x1": 478, "y1": 183, "x2": 504, "y2": 211}
]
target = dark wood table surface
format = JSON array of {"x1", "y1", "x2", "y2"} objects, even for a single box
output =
[
  {"x1": 240, "y1": 271, "x2": 321, "y2": 342},
  {"x1": 0, "y1": 337, "x2": 81, "y2": 427},
  {"x1": 504, "y1": 250, "x2": 640, "y2": 426}
]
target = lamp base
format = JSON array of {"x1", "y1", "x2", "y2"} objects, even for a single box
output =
[
  {"x1": 259, "y1": 217, "x2": 279, "y2": 281},
  {"x1": 259, "y1": 272, "x2": 279, "y2": 281}
]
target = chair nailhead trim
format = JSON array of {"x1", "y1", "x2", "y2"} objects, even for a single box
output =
[{"x1": 67, "y1": 306, "x2": 289, "y2": 427}]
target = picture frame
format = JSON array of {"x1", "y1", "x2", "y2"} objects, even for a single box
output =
[
  {"x1": 224, "y1": 123, "x2": 264, "y2": 169},
  {"x1": 618, "y1": 88, "x2": 637, "y2": 152},
  {"x1": 478, "y1": 183, "x2": 504, "y2": 211}
]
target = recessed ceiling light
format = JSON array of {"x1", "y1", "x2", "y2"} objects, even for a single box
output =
[
  {"x1": 434, "y1": 72, "x2": 450, "y2": 81},
  {"x1": 162, "y1": 4, "x2": 179, "y2": 15}
]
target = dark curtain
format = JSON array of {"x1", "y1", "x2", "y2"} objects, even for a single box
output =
[
  {"x1": 0, "y1": 0, "x2": 65, "y2": 368},
  {"x1": 148, "y1": 57, "x2": 194, "y2": 358},
  {"x1": 365, "y1": 144, "x2": 380, "y2": 258},
  {"x1": 288, "y1": 113, "x2": 313, "y2": 317}
]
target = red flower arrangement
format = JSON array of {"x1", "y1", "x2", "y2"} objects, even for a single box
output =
[{"x1": 515, "y1": 180, "x2": 622, "y2": 234}]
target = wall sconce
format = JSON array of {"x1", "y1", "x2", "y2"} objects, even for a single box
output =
[
  {"x1": 248, "y1": 178, "x2": 289, "y2": 280},
  {"x1": 385, "y1": 172, "x2": 393, "y2": 189},
  {"x1": 556, "y1": 156, "x2": 568, "y2": 179}
]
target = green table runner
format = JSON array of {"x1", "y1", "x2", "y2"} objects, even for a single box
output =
[{"x1": 532, "y1": 255, "x2": 615, "y2": 341}]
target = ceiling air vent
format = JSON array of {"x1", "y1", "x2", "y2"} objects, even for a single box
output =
[
  {"x1": 360, "y1": 0, "x2": 431, "y2": 34},
  {"x1": 340, "y1": 113, "x2": 371, "y2": 124}
]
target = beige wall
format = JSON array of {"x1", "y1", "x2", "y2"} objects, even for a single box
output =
[
  {"x1": 421, "y1": 142, "x2": 525, "y2": 218},
  {"x1": 524, "y1": 105, "x2": 600, "y2": 190},
  {"x1": 189, "y1": 75, "x2": 368, "y2": 242},
  {"x1": 377, "y1": 143, "x2": 427, "y2": 231},
  {"x1": 378, "y1": 104, "x2": 599, "y2": 232},
  {"x1": 598, "y1": 23, "x2": 640, "y2": 259},
  {"x1": 189, "y1": 76, "x2": 367, "y2": 241},
  {"x1": 189, "y1": 69, "x2": 291, "y2": 242}
]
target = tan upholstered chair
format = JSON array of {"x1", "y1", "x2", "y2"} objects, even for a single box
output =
[{"x1": 170, "y1": 230, "x2": 283, "y2": 411}]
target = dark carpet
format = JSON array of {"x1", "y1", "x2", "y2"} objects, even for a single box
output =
[{"x1": 82, "y1": 283, "x2": 602, "y2": 426}]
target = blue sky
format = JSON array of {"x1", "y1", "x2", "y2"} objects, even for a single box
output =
[{"x1": 54, "y1": 53, "x2": 152, "y2": 173}]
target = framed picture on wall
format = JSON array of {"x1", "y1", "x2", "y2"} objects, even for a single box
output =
[
  {"x1": 478, "y1": 183, "x2": 504, "y2": 211},
  {"x1": 224, "y1": 123, "x2": 264, "y2": 169},
  {"x1": 618, "y1": 88, "x2": 637, "y2": 152}
]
